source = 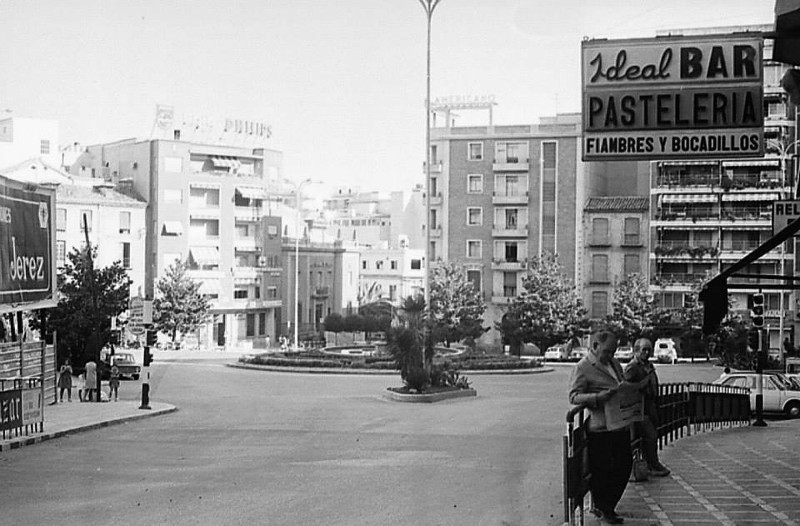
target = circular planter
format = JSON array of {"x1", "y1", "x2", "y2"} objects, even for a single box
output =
[{"x1": 384, "y1": 387, "x2": 477, "y2": 403}]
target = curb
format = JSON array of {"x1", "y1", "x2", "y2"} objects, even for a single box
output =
[
  {"x1": 0, "y1": 405, "x2": 178, "y2": 452},
  {"x1": 226, "y1": 362, "x2": 554, "y2": 375},
  {"x1": 384, "y1": 387, "x2": 478, "y2": 403}
]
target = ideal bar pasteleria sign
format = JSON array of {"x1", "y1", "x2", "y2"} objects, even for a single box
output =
[{"x1": 582, "y1": 33, "x2": 764, "y2": 161}]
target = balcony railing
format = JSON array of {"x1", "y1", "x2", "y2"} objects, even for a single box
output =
[
  {"x1": 721, "y1": 240, "x2": 763, "y2": 251},
  {"x1": 652, "y1": 273, "x2": 709, "y2": 286},
  {"x1": 492, "y1": 190, "x2": 529, "y2": 205},
  {"x1": 656, "y1": 174, "x2": 717, "y2": 187},
  {"x1": 423, "y1": 161, "x2": 443, "y2": 173},
  {"x1": 492, "y1": 225, "x2": 528, "y2": 237},
  {"x1": 491, "y1": 258, "x2": 527, "y2": 270},
  {"x1": 311, "y1": 286, "x2": 330, "y2": 298},
  {"x1": 493, "y1": 158, "x2": 530, "y2": 172},
  {"x1": 654, "y1": 244, "x2": 719, "y2": 258}
]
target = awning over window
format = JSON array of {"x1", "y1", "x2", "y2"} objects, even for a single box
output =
[
  {"x1": 659, "y1": 160, "x2": 719, "y2": 166},
  {"x1": 722, "y1": 159, "x2": 781, "y2": 168},
  {"x1": 211, "y1": 157, "x2": 241, "y2": 170},
  {"x1": 198, "y1": 280, "x2": 220, "y2": 295},
  {"x1": 236, "y1": 186, "x2": 266, "y2": 200},
  {"x1": 189, "y1": 182, "x2": 220, "y2": 190},
  {"x1": 721, "y1": 193, "x2": 782, "y2": 202},
  {"x1": 161, "y1": 221, "x2": 183, "y2": 236},
  {"x1": 190, "y1": 246, "x2": 220, "y2": 265},
  {"x1": 661, "y1": 194, "x2": 718, "y2": 203}
]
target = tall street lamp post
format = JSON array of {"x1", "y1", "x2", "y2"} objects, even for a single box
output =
[
  {"x1": 291, "y1": 178, "x2": 313, "y2": 352},
  {"x1": 419, "y1": 0, "x2": 442, "y2": 364}
]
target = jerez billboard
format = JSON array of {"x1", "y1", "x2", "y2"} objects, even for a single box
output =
[
  {"x1": 582, "y1": 33, "x2": 763, "y2": 161},
  {"x1": 0, "y1": 175, "x2": 56, "y2": 313}
]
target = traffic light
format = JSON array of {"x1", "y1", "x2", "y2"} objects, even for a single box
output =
[
  {"x1": 699, "y1": 278, "x2": 728, "y2": 335},
  {"x1": 747, "y1": 329, "x2": 761, "y2": 352},
  {"x1": 146, "y1": 329, "x2": 157, "y2": 347},
  {"x1": 749, "y1": 293, "x2": 765, "y2": 329},
  {"x1": 143, "y1": 346, "x2": 153, "y2": 366}
]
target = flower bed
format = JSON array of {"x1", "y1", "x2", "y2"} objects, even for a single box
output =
[{"x1": 240, "y1": 351, "x2": 543, "y2": 371}]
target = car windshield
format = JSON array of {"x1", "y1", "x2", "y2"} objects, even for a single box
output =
[{"x1": 114, "y1": 354, "x2": 135, "y2": 363}]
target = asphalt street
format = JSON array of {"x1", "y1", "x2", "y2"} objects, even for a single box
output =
[{"x1": 0, "y1": 353, "x2": 724, "y2": 526}]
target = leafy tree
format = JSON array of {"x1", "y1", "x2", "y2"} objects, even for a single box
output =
[
  {"x1": 429, "y1": 262, "x2": 487, "y2": 348},
  {"x1": 152, "y1": 259, "x2": 210, "y2": 342},
  {"x1": 323, "y1": 312, "x2": 345, "y2": 333},
  {"x1": 608, "y1": 272, "x2": 655, "y2": 343},
  {"x1": 504, "y1": 252, "x2": 587, "y2": 352},
  {"x1": 30, "y1": 245, "x2": 131, "y2": 366}
]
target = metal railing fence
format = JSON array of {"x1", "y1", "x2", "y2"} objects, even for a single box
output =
[{"x1": 563, "y1": 382, "x2": 750, "y2": 525}]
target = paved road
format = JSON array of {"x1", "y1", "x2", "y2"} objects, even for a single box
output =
[{"x1": 0, "y1": 354, "x2": 724, "y2": 526}]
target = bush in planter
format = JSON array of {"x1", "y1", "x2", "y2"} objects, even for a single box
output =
[{"x1": 405, "y1": 366, "x2": 429, "y2": 392}]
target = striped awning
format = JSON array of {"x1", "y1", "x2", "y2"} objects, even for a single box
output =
[
  {"x1": 721, "y1": 193, "x2": 782, "y2": 202},
  {"x1": 722, "y1": 159, "x2": 781, "y2": 168},
  {"x1": 661, "y1": 194, "x2": 718, "y2": 203},
  {"x1": 236, "y1": 186, "x2": 266, "y2": 200},
  {"x1": 161, "y1": 221, "x2": 183, "y2": 236},
  {"x1": 190, "y1": 246, "x2": 220, "y2": 265},
  {"x1": 659, "y1": 160, "x2": 718, "y2": 166},
  {"x1": 190, "y1": 182, "x2": 220, "y2": 190},
  {"x1": 211, "y1": 157, "x2": 241, "y2": 170}
]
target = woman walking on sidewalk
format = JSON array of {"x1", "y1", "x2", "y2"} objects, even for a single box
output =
[{"x1": 57, "y1": 359, "x2": 73, "y2": 402}]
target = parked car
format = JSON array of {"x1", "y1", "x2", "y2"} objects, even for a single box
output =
[
  {"x1": 614, "y1": 346, "x2": 634, "y2": 362},
  {"x1": 544, "y1": 345, "x2": 569, "y2": 361},
  {"x1": 654, "y1": 338, "x2": 678, "y2": 364},
  {"x1": 569, "y1": 347, "x2": 590, "y2": 361},
  {"x1": 101, "y1": 352, "x2": 141, "y2": 380},
  {"x1": 713, "y1": 371, "x2": 800, "y2": 418}
]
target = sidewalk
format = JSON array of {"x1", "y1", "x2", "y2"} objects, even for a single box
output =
[
  {"x1": 606, "y1": 420, "x2": 800, "y2": 525},
  {"x1": 0, "y1": 398, "x2": 176, "y2": 452}
]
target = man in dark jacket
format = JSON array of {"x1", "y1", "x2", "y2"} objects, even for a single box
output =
[{"x1": 624, "y1": 338, "x2": 670, "y2": 477}]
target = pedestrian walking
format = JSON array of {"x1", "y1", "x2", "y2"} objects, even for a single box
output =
[
  {"x1": 84, "y1": 360, "x2": 97, "y2": 402},
  {"x1": 265, "y1": 335, "x2": 271, "y2": 349},
  {"x1": 108, "y1": 364, "x2": 120, "y2": 402},
  {"x1": 57, "y1": 359, "x2": 73, "y2": 402},
  {"x1": 568, "y1": 329, "x2": 631, "y2": 525},
  {"x1": 624, "y1": 338, "x2": 670, "y2": 478}
]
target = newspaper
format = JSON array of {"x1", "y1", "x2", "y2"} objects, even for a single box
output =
[{"x1": 603, "y1": 380, "x2": 645, "y2": 431}]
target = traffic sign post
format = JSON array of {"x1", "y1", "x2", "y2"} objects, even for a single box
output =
[{"x1": 131, "y1": 296, "x2": 155, "y2": 410}]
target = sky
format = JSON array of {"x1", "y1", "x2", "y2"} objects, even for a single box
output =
[{"x1": 0, "y1": 0, "x2": 776, "y2": 194}]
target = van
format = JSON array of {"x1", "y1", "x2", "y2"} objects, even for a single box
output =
[{"x1": 654, "y1": 338, "x2": 677, "y2": 364}]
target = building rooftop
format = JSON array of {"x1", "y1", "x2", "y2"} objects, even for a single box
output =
[
  {"x1": 585, "y1": 196, "x2": 649, "y2": 212},
  {"x1": 56, "y1": 183, "x2": 146, "y2": 207}
]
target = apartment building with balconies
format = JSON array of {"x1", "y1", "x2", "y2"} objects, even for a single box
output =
[
  {"x1": 429, "y1": 113, "x2": 586, "y2": 345},
  {"x1": 650, "y1": 26, "x2": 797, "y2": 349},
  {"x1": 583, "y1": 197, "x2": 650, "y2": 320},
  {"x1": 72, "y1": 137, "x2": 284, "y2": 349}
]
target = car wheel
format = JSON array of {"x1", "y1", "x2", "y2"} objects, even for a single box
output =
[
  {"x1": 785, "y1": 401, "x2": 800, "y2": 418},
  {"x1": 133, "y1": 374, "x2": 140, "y2": 380}
]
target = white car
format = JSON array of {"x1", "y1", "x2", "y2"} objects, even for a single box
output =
[
  {"x1": 654, "y1": 338, "x2": 677, "y2": 364},
  {"x1": 544, "y1": 345, "x2": 569, "y2": 361},
  {"x1": 714, "y1": 371, "x2": 800, "y2": 418}
]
